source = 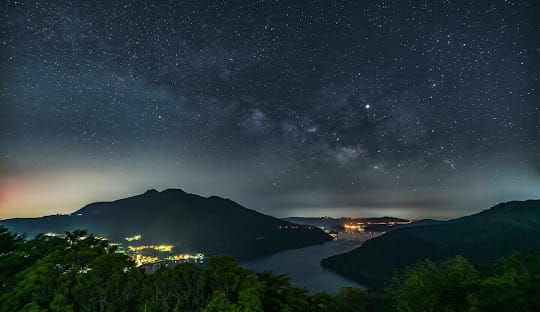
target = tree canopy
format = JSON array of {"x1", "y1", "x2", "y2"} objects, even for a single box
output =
[{"x1": 0, "y1": 226, "x2": 538, "y2": 311}]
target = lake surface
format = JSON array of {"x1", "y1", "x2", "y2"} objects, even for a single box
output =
[{"x1": 241, "y1": 232, "x2": 379, "y2": 294}]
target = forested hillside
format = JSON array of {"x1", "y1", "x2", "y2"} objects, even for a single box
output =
[{"x1": 322, "y1": 200, "x2": 540, "y2": 288}]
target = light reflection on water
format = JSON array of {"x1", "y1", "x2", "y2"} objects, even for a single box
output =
[{"x1": 241, "y1": 231, "x2": 380, "y2": 294}]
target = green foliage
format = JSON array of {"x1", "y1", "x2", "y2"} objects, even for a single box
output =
[
  {"x1": 0, "y1": 227, "x2": 335, "y2": 311},
  {"x1": 467, "y1": 253, "x2": 540, "y2": 312},
  {"x1": 0, "y1": 229, "x2": 140, "y2": 312},
  {"x1": 0, "y1": 226, "x2": 23, "y2": 254},
  {"x1": 387, "y1": 253, "x2": 540, "y2": 312},
  {"x1": 390, "y1": 255, "x2": 479, "y2": 311},
  {"x1": 235, "y1": 275, "x2": 264, "y2": 312},
  {"x1": 203, "y1": 291, "x2": 234, "y2": 312},
  {"x1": 0, "y1": 226, "x2": 25, "y2": 291},
  {"x1": 1, "y1": 226, "x2": 538, "y2": 312}
]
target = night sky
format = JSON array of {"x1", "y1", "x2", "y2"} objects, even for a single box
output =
[{"x1": 1, "y1": 1, "x2": 539, "y2": 219}]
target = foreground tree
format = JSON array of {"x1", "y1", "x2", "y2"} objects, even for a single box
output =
[
  {"x1": 0, "y1": 230, "x2": 140, "y2": 312},
  {"x1": 387, "y1": 253, "x2": 540, "y2": 312},
  {"x1": 468, "y1": 253, "x2": 540, "y2": 312},
  {"x1": 1, "y1": 226, "x2": 538, "y2": 312},
  {"x1": 388, "y1": 256, "x2": 479, "y2": 311}
]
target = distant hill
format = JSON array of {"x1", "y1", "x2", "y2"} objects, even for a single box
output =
[
  {"x1": 1, "y1": 189, "x2": 332, "y2": 259},
  {"x1": 321, "y1": 200, "x2": 540, "y2": 288},
  {"x1": 283, "y1": 216, "x2": 423, "y2": 233},
  {"x1": 283, "y1": 217, "x2": 347, "y2": 231}
]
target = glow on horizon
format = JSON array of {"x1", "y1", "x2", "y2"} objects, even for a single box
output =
[
  {"x1": 1, "y1": 157, "x2": 539, "y2": 220},
  {"x1": 0, "y1": 167, "x2": 146, "y2": 219}
]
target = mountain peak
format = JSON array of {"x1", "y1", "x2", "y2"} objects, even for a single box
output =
[
  {"x1": 1, "y1": 189, "x2": 332, "y2": 259},
  {"x1": 142, "y1": 188, "x2": 188, "y2": 196},
  {"x1": 144, "y1": 189, "x2": 159, "y2": 195},
  {"x1": 163, "y1": 188, "x2": 186, "y2": 193}
]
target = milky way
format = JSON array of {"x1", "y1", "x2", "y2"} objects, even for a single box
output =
[{"x1": 1, "y1": 1, "x2": 538, "y2": 219}]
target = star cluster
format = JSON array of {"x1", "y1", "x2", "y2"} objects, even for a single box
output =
[{"x1": 0, "y1": 0, "x2": 538, "y2": 218}]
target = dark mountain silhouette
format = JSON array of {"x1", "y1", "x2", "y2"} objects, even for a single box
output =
[
  {"x1": 321, "y1": 200, "x2": 540, "y2": 288},
  {"x1": 1, "y1": 189, "x2": 332, "y2": 259}
]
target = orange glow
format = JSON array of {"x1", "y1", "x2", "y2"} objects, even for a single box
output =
[{"x1": 128, "y1": 245, "x2": 174, "y2": 252}]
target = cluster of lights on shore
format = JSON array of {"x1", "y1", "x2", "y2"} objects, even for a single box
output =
[
  {"x1": 343, "y1": 219, "x2": 412, "y2": 232},
  {"x1": 44, "y1": 232, "x2": 204, "y2": 267},
  {"x1": 122, "y1": 234, "x2": 204, "y2": 267}
]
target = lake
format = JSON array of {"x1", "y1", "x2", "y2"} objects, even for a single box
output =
[{"x1": 241, "y1": 231, "x2": 380, "y2": 294}]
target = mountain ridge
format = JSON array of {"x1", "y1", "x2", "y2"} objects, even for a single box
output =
[{"x1": 1, "y1": 188, "x2": 332, "y2": 260}]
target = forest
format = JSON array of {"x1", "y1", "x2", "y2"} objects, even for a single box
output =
[{"x1": 1, "y1": 227, "x2": 538, "y2": 312}]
